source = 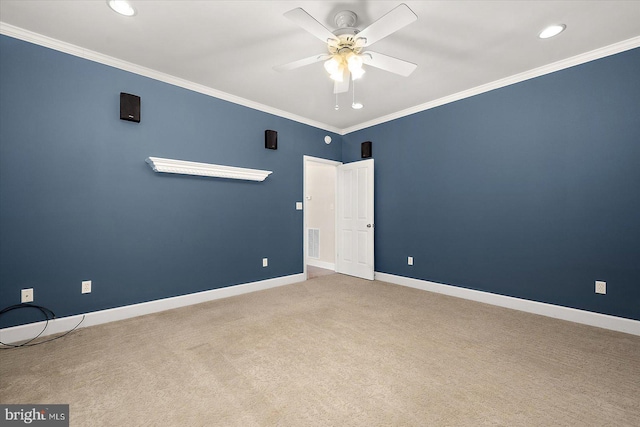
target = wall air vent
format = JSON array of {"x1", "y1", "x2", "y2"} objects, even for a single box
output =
[{"x1": 308, "y1": 228, "x2": 320, "y2": 259}]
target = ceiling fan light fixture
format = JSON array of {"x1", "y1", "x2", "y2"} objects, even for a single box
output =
[
  {"x1": 278, "y1": 4, "x2": 418, "y2": 110},
  {"x1": 330, "y1": 69, "x2": 344, "y2": 82},
  {"x1": 539, "y1": 24, "x2": 566, "y2": 39},
  {"x1": 346, "y1": 52, "x2": 365, "y2": 79},
  {"x1": 323, "y1": 56, "x2": 341, "y2": 74},
  {"x1": 107, "y1": 0, "x2": 136, "y2": 16},
  {"x1": 351, "y1": 67, "x2": 365, "y2": 80},
  {"x1": 346, "y1": 53, "x2": 363, "y2": 71}
]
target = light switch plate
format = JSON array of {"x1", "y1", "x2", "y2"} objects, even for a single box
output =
[
  {"x1": 296, "y1": 202, "x2": 303, "y2": 210},
  {"x1": 595, "y1": 281, "x2": 606, "y2": 294}
]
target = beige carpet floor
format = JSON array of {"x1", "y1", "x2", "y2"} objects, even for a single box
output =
[
  {"x1": 307, "y1": 265, "x2": 336, "y2": 279},
  {"x1": 1, "y1": 274, "x2": 639, "y2": 426}
]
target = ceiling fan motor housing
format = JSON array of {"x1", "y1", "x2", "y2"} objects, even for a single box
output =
[
  {"x1": 334, "y1": 10, "x2": 357, "y2": 29},
  {"x1": 331, "y1": 10, "x2": 362, "y2": 54},
  {"x1": 328, "y1": 34, "x2": 363, "y2": 55}
]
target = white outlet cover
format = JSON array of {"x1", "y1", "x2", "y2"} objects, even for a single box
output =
[
  {"x1": 296, "y1": 202, "x2": 303, "y2": 210},
  {"x1": 21, "y1": 288, "x2": 34, "y2": 303},
  {"x1": 82, "y1": 280, "x2": 92, "y2": 294},
  {"x1": 408, "y1": 256, "x2": 414, "y2": 266},
  {"x1": 595, "y1": 281, "x2": 606, "y2": 294},
  {"x1": 262, "y1": 258, "x2": 268, "y2": 267}
]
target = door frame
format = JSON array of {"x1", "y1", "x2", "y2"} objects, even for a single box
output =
[{"x1": 303, "y1": 155, "x2": 341, "y2": 280}]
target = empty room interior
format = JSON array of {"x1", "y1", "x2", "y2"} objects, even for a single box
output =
[{"x1": 1, "y1": 1, "x2": 639, "y2": 426}]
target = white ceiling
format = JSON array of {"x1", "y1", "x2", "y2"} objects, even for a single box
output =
[{"x1": 1, "y1": 1, "x2": 639, "y2": 134}]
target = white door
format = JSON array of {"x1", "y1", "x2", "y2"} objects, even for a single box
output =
[{"x1": 336, "y1": 159, "x2": 374, "y2": 280}]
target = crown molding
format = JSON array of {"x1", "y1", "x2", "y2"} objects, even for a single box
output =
[
  {"x1": 2, "y1": 22, "x2": 638, "y2": 136},
  {"x1": 0, "y1": 22, "x2": 342, "y2": 135},
  {"x1": 341, "y1": 36, "x2": 640, "y2": 135}
]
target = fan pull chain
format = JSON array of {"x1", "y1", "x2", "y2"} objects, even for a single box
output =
[
  {"x1": 335, "y1": 92, "x2": 339, "y2": 110},
  {"x1": 351, "y1": 77, "x2": 363, "y2": 109},
  {"x1": 352, "y1": 79, "x2": 356, "y2": 106}
]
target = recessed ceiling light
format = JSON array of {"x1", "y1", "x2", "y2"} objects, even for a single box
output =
[
  {"x1": 539, "y1": 24, "x2": 566, "y2": 39},
  {"x1": 107, "y1": 0, "x2": 136, "y2": 17}
]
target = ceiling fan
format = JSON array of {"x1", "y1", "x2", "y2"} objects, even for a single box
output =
[{"x1": 274, "y1": 3, "x2": 418, "y2": 96}]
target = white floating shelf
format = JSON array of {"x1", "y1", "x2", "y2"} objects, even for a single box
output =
[{"x1": 145, "y1": 157, "x2": 272, "y2": 182}]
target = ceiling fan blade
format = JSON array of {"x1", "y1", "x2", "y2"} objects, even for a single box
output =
[
  {"x1": 284, "y1": 8, "x2": 339, "y2": 44},
  {"x1": 274, "y1": 54, "x2": 330, "y2": 72},
  {"x1": 333, "y1": 69, "x2": 350, "y2": 94},
  {"x1": 355, "y1": 3, "x2": 417, "y2": 47},
  {"x1": 362, "y1": 51, "x2": 417, "y2": 77}
]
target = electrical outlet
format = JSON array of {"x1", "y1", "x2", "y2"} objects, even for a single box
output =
[
  {"x1": 21, "y1": 288, "x2": 34, "y2": 303},
  {"x1": 408, "y1": 256, "x2": 414, "y2": 266},
  {"x1": 262, "y1": 258, "x2": 268, "y2": 267},
  {"x1": 595, "y1": 281, "x2": 606, "y2": 295},
  {"x1": 82, "y1": 280, "x2": 92, "y2": 294}
]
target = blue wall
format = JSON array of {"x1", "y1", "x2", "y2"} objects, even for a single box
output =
[
  {"x1": 343, "y1": 47, "x2": 640, "y2": 321},
  {"x1": 0, "y1": 35, "x2": 341, "y2": 328},
  {"x1": 2, "y1": 34, "x2": 638, "y2": 329}
]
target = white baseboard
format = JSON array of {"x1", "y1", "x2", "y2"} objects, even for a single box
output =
[
  {"x1": 307, "y1": 259, "x2": 336, "y2": 271},
  {"x1": 5, "y1": 272, "x2": 636, "y2": 344},
  {"x1": 375, "y1": 272, "x2": 640, "y2": 336},
  {"x1": 0, "y1": 273, "x2": 305, "y2": 345}
]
